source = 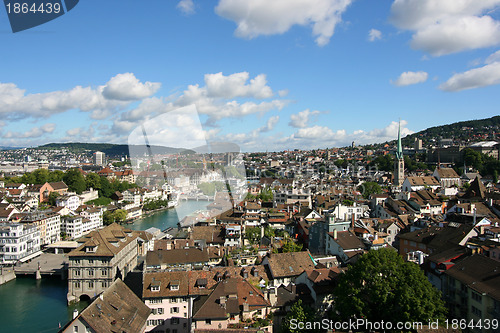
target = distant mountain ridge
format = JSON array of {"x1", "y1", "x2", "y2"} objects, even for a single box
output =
[{"x1": 38, "y1": 142, "x2": 192, "y2": 156}]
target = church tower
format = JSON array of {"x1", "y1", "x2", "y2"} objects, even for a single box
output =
[{"x1": 394, "y1": 120, "x2": 404, "y2": 187}]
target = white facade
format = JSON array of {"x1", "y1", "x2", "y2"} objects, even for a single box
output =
[
  {"x1": 56, "y1": 194, "x2": 81, "y2": 211},
  {"x1": 61, "y1": 216, "x2": 84, "y2": 239},
  {"x1": 79, "y1": 208, "x2": 103, "y2": 233},
  {"x1": 145, "y1": 297, "x2": 192, "y2": 333},
  {"x1": 0, "y1": 223, "x2": 41, "y2": 264}
]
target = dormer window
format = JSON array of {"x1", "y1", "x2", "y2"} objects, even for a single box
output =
[
  {"x1": 196, "y1": 278, "x2": 207, "y2": 289},
  {"x1": 151, "y1": 279, "x2": 161, "y2": 292},
  {"x1": 170, "y1": 280, "x2": 179, "y2": 290},
  {"x1": 86, "y1": 246, "x2": 96, "y2": 253}
]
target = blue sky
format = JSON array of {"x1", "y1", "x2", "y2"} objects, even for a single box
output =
[{"x1": 0, "y1": 0, "x2": 499, "y2": 151}]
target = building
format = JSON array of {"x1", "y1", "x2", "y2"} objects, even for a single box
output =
[
  {"x1": 56, "y1": 193, "x2": 82, "y2": 211},
  {"x1": 262, "y1": 251, "x2": 316, "y2": 287},
  {"x1": 39, "y1": 181, "x2": 68, "y2": 203},
  {"x1": 93, "y1": 151, "x2": 106, "y2": 166},
  {"x1": 192, "y1": 277, "x2": 271, "y2": 331},
  {"x1": 21, "y1": 211, "x2": 61, "y2": 246},
  {"x1": 401, "y1": 176, "x2": 440, "y2": 192},
  {"x1": 442, "y1": 255, "x2": 500, "y2": 332},
  {"x1": 394, "y1": 121, "x2": 405, "y2": 187},
  {"x1": 67, "y1": 223, "x2": 140, "y2": 304},
  {"x1": 433, "y1": 168, "x2": 461, "y2": 188},
  {"x1": 61, "y1": 278, "x2": 151, "y2": 333},
  {"x1": 0, "y1": 223, "x2": 40, "y2": 264}
]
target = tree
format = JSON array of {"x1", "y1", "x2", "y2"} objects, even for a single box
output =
[
  {"x1": 373, "y1": 154, "x2": 394, "y2": 172},
  {"x1": 48, "y1": 192, "x2": 60, "y2": 206},
  {"x1": 281, "y1": 239, "x2": 303, "y2": 253},
  {"x1": 282, "y1": 299, "x2": 318, "y2": 333},
  {"x1": 245, "y1": 227, "x2": 261, "y2": 244},
  {"x1": 333, "y1": 248, "x2": 446, "y2": 325},
  {"x1": 63, "y1": 169, "x2": 86, "y2": 194},
  {"x1": 358, "y1": 181, "x2": 382, "y2": 199},
  {"x1": 85, "y1": 173, "x2": 101, "y2": 190}
]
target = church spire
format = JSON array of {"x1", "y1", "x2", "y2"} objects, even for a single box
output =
[{"x1": 396, "y1": 119, "x2": 403, "y2": 160}]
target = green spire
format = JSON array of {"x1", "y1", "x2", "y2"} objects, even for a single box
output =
[{"x1": 396, "y1": 119, "x2": 403, "y2": 159}]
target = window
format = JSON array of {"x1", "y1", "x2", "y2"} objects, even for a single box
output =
[
  {"x1": 88, "y1": 281, "x2": 94, "y2": 288},
  {"x1": 472, "y1": 291, "x2": 482, "y2": 303},
  {"x1": 101, "y1": 281, "x2": 107, "y2": 288},
  {"x1": 101, "y1": 269, "x2": 107, "y2": 276},
  {"x1": 75, "y1": 269, "x2": 81, "y2": 276},
  {"x1": 170, "y1": 307, "x2": 179, "y2": 313},
  {"x1": 74, "y1": 326, "x2": 79, "y2": 333},
  {"x1": 471, "y1": 306, "x2": 482, "y2": 317},
  {"x1": 88, "y1": 269, "x2": 94, "y2": 276},
  {"x1": 205, "y1": 319, "x2": 212, "y2": 325},
  {"x1": 158, "y1": 308, "x2": 164, "y2": 315},
  {"x1": 171, "y1": 298, "x2": 177, "y2": 303},
  {"x1": 75, "y1": 282, "x2": 80, "y2": 288}
]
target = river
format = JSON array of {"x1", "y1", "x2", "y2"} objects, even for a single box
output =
[{"x1": 0, "y1": 200, "x2": 210, "y2": 332}]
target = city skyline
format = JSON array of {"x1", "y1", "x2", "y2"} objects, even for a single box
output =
[{"x1": 0, "y1": 1, "x2": 500, "y2": 151}]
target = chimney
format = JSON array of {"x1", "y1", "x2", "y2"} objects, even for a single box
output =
[
  {"x1": 351, "y1": 213, "x2": 355, "y2": 230},
  {"x1": 333, "y1": 229, "x2": 337, "y2": 240},
  {"x1": 243, "y1": 302, "x2": 249, "y2": 312},
  {"x1": 220, "y1": 296, "x2": 226, "y2": 308},
  {"x1": 73, "y1": 309, "x2": 79, "y2": 319}
]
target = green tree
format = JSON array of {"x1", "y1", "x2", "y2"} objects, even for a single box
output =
[
  {"x1": 99, "y1": 176, "x2": 114, "y2": 198},
  {"x1": 245, "y1": 227, "x2": 261, "y2": 244},
  {"x1": 85, "y1": 173, "x2": 101, "y2": 190},
  {"x1": 373, "y1": 154, "x2": 394, "y2": 172},
  {"x1": 113, "y1": 209, "x2": 127, "y2": 222},
  {"x1": 48, "y1": 192, "x2": 60, "y2": 206},
  {"x1": 281, "y1": 239, "x2": 303, "y2": 253},
  {"x1": 33, "y1": 168, "x2": 50, "y2": 184},
  {"x1": 282, "y1": 299, "x2": 318, "y2": 333},
  {"x1": 333, "y1": 248, "x2": 446, "y2": 325},
  {"x1": 358, "y1": 181, "x2": 382, "y2": 199},
  {"x1": 63, "y1": 169, "x2": 86, "y2": 194},
  {"x1": 48, "y1": 170, "x2": 65, "y2": 182}
]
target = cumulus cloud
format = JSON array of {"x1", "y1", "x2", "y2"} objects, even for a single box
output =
[
  {"x1": 3, "y1": 123, "x2": 56, "y2": 139},
  {"x1": 368, "y1": 28, "x2": 382, "y2": 41},
  {"x1": 390, "y1": 0, "x2": 500, "y2": 56},
  {"x1": 177, "y1": 0, "x2": 195, "y2": 14},
  {"x1": 258, "y1": 115, "x2": 280, "y2": 132},
  {"x1": 485, "y1": 50, "x2": 500, "y2": 64},
  {"x1": 0, "y1": 73, "x2": 158, "y2": 120},
  {"x1": 288, "y1": 109, "x2": 321, "y2": 128},
  {"x1": 215, "y1": 0, "x2": 353, "y2": 46},
  {"x1": 102, "y1": 73, "x2": 161, "y2": 101},
  {"x1": 391, "y1": 71, "x2": 428, "y2": 86},
  {"x1": 204, "y1": 72, "x2": 273, "y2": 99},
  {"x1": 439, "y1": 61, "x2": 500, "y2": 91},
  {"x1": 114, "y1": 72, "x2": 288, "y2": 133}
]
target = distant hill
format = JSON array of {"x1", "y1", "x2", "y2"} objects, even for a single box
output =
[
  {"x1": 402, "y1": 115, "x2": 500, "y2": 146},
  {"x1": 362, "y1": 116, "x2": 500, "y2": 150},
  {"x1": 38, "y1": 142, "x2": 194, "y2": 157}
]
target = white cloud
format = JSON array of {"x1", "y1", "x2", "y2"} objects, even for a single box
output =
[
  {"x1": 177, "y1": 0, "x2": 195, "y2": 15},
  {"x1": 114, "y1": 72, "x2": 288, "y2": 132},
  {"x1": 288, "y1": 109, "x2": 321, "y2": 128},
  {"x1": 485, "y1": 49, "x2": 500, "y2": 64},
  {"x1": 102, "y1": 73, "x2": 161, "y2": 101},
  {"x1": 391, "y1": 71, "x2": 428, "y2": 86},
  {"x1": 204, "y1": 72, "x2": 273, "y2": 99},
  {"x1": 390, "y1": 0, "x2": 500, "y2": 56},
  {"x1": 259, "y1": 115, "x2": 280, "y2": 132},
  {"x1": 368, "y1": 28, "x2": 382, "y2": 41},
  {"x1": 215, "y1": 0, "x2": 353, "y2": 46},
  {"x1": 3, "y1": 123, "x2": 55, "y2": 139},
  {"x1": 439, "y1": 61, "x2": 500, "y2": 91},
  {"x1": 0, "y1": 73, "x2": 158, "y2": 120}
]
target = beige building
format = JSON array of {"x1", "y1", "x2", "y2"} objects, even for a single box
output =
[{"x1": 67, "y1": 223, "x2": 140, "y2": 304}]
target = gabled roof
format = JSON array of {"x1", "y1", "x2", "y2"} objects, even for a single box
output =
[
  {"x1": 265, "y1": 251, "x2": 316, "y2": 278},
  {"x1": 193, "y1": 277, "x2": 270, "y2": 320},
  {"x1": 435, "y1": 168, "x2": 460, "y2": 179},
  {"x1": 462, "y1": 176, "x2": 486, "y2": 200},
  {"x1": 68, "y1": 223, "x2": 139, "y2": 257},
  {"x1": 445, "y1": 254, "x2": 500, "y2": 301},
  {"x1": 75, "y1": 279, "x2": 150, "y2": 333},
  {"x1": 405, "y1": 176, "x2": 440, "y2": 186},
  {"x1": 328, "y1": 230, "x2": 365, "y2": 251}
]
